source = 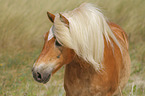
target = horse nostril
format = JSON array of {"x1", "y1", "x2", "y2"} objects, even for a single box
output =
[
  {"x1": 37, "y1": 72, "x2": 42, "y2": 80},
  {"x1": 33, "y1": 70, "x2": 51, "y2": 83}
]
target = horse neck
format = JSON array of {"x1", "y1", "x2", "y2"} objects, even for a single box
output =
[
  {"x1": 65, "y1": 56, "x2": 97, "y2": 80},
  {"x1": 74, "y1": 56, "x2": 96, "y2": 72},
  {"x1": 64, "y1": 37, "x2": 120, "y2": 80}
]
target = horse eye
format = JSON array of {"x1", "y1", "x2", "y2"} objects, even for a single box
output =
[{"x1": 55, "y1": 40, "x2": 62, "y2": 46}]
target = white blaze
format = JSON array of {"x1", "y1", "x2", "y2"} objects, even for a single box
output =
[{"x1": 48, "y1": 26, "x2": 54, "y2": 41}]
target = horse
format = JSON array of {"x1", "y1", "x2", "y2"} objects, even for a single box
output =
[{"x1": 32, "y1": 3, "x2": 130, "y2": 96}]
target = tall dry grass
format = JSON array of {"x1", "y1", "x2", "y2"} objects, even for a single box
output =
[{"x1": 0, "y1": 0, "x2": 145, "y2": 95}]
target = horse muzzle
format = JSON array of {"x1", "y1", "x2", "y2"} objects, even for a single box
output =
[{"x1": 32, "y1": 67, "x2": 52, "y2": 84}]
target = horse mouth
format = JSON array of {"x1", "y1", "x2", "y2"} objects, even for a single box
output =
[{"x1": 43, "y1": 74, "x2": 51, "y2": 84}]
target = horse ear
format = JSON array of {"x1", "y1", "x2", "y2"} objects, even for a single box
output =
[
  {"x1": 47, "y1": 12, "x2": 55, "y2": 23},
  {"x1": 59, "y1": 13, "x2": 69, "y2": 28}
]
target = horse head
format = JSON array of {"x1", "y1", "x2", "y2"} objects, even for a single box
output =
[{"x1": 32, "y1": 12, "x2": 75, "y2": 83}]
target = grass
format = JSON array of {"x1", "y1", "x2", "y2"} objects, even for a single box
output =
[{"x1": 0, "y1": 0, "x2": 145, "y2": 95}]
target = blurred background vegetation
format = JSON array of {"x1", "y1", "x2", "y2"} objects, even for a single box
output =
[{"x1": 0, "y1": 0, "x2": 144, "y2": 96}]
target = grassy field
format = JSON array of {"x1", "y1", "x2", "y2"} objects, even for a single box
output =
[{"x1": 0, "y1": 0, "x2": 145, "y2": 96}]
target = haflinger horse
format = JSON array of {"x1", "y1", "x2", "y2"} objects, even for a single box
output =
[{"x1": 32, "y1": 3, "x2": 130, "y2": 96}]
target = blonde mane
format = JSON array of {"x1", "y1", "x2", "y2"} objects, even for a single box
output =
[{"x1": 53, "y1": 3, "x2": 122, "y2": 70}]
